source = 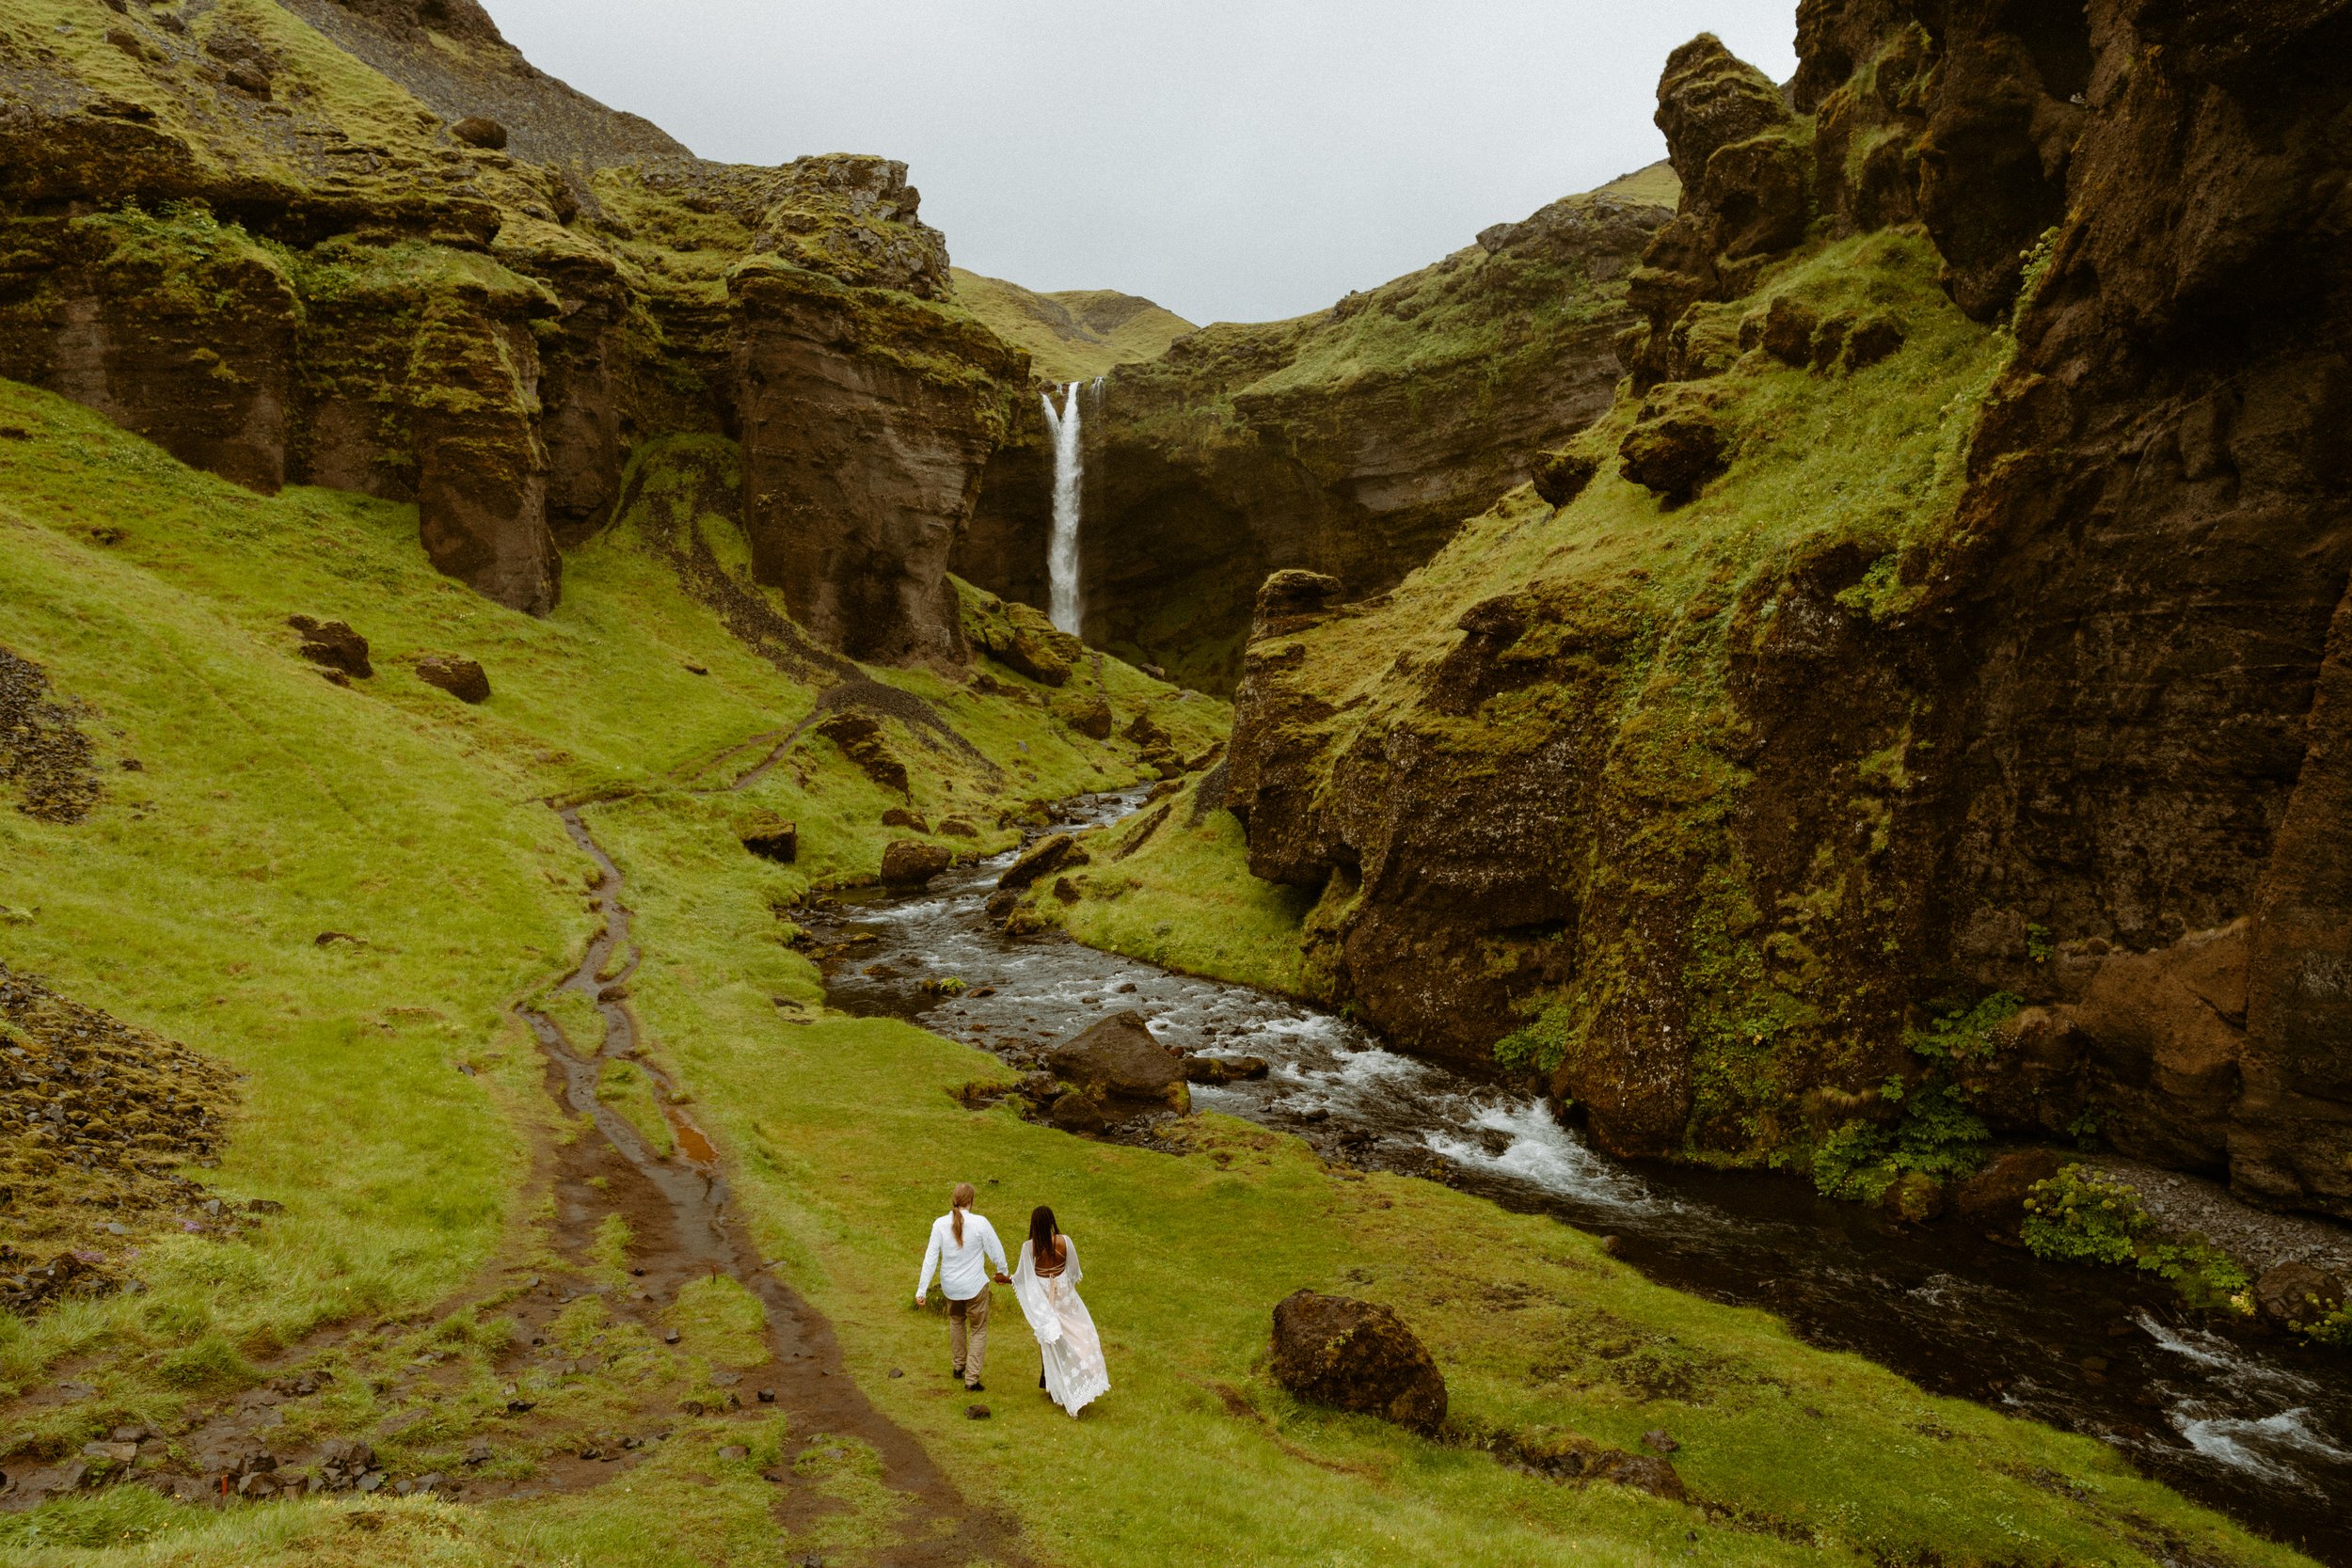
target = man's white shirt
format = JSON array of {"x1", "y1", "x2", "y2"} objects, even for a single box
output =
[{"x1": 917, "y1": 1211, "x2": 1008, "y2": 1301}]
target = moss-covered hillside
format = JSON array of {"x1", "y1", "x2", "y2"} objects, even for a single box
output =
[{"x1": 949, "y1": 267, "x2": 1195, "y2": 384}]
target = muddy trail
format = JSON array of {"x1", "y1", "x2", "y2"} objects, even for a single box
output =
[
  {"x1": 2, "y1": 806, "x2": 1023, "y2": 1567},
  {"x1": 816, "y1": 790, "x2": 2352, "y2": 1568},
  {"x1": 503, "y1": 806, "x2": 1025, "y2": 1565}
]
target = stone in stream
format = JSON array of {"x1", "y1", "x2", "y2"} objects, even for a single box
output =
[
  {"x1": 1044, "y1": 1011, "x2": 1189, "y2": 1118},
  {"x1": 415, "y1": 654, "x2": 490, "y2": 704},
  {"x1": 1268, "y1": 1289, "x2": 1447, "y2": 1433},
  {"x1": 1182, "y1": 1053, "x2": 1269, "y2": 1085},
  {"x1": 881, "y1": 839, "x2": 953, "y2": 887}
]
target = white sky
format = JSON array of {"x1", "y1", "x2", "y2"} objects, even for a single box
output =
[{"x1": 479, "y1": 1, "x2": 1800, "y2": 325}]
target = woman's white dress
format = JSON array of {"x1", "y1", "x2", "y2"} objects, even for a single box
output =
[{"x1": 1011, "y1": 1237, "x2": 1108, "y2": 1417}]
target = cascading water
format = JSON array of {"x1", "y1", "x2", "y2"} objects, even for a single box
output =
[{"x1": 1041, "y1": 379, "x2": 1093, "y2": 636}]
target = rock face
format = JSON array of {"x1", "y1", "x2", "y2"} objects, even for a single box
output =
[
  {"x1": 955, "y1": 172, "x2": 1677, "y2": 692},
  {"x1": 1043, "y1": 1011, "x2": 1189, "y2": 1118},
  {"x1": 1224, "y1": 5, "x2": 2352, "y2": 1218},
  {"x1": 0, "y1": 4, "x2": 1020, "y2": 657},
  {"x1": 1268, "y1": 1290, "x2": 1447, "y2": 1434}
]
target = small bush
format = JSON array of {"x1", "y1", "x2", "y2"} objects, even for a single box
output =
[
  {"x1": 2022, "y1": 1166, "x2": 2254, "y2": 1316},
  {"x1": 1811, "y1": 1081, "x2": 1989, "y2": 1202}
]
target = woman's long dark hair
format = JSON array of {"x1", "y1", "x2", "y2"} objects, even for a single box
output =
[{"x1": 1027, "y1": 1205, "x2": 1060, "y2": 1267}]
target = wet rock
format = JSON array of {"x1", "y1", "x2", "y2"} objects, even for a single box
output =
[
  {"x1": 287, "y1": 615, "x2": 372, "y2": 677},
  {"x1": 983, "y1": 888, "x2": 1020, "y2": 924},
  {"x1": 1059, "y1": 693, "x2": 1114, "y2": 739},
  {"x1": 2253, "y1": 1262, "x2": 2345, "y2": 1334},
  {"x1": 1181, "y1": 1053, "x2": 1270, "y2": 1085},
  {"x1": 1530, "y1": 449, "x2": 1598, "y2": 507},
  {"x1": 1951, "y1": 1148, "x2": 2071, "y2": 1240},
  {"x1": 1045, "y1": 1011, "x2": 1190, "y2": 1117},
  {"x1": 450, "y1": 116, "x2": 508, "y2": 150},
  {"x1": 1269, "y1": 1289, "x2": 1447, "y2": 1433},
  {"x1": 739, "y1": 811, "x2": 797, "y2": 863},
  {"x1": 997, "y1": 832, "x2": 1080, "y2": 892},
  {"x1": 881, "y1": 839, "x2": 952, "y2": 888},
  {"x1": 415, "y1": 655, "x2": 490, "y2": 704}
]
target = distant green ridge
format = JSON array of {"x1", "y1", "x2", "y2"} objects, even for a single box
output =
[{"x1": 951, "y1": 267, "x2": 1198, "y2": 383}]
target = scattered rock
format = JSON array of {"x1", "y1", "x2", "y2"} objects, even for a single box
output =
[
  {"x1": 812, "y1": 711, "x2": 909, "y2": 794},
  {"x1": 717, "y1": 1445, "x2": 750, "y2": 1461},
  {"x1": 738, "y1": 811, "x2": 797, "y2": 863},
  {"x1": 1049, "y1": 1090, "x2": 1108, "y2": 1133},
  {"x1": 415, "y1": 655, "x2": 490, "y2": 704},
  {"x1": 965, "y1": 1403, "x2": 991, "y2": 1419},
  {"x1": 1045, "y1": 1012, "x2": 1190, "y2": 1117},
  {"x1": 1059, "y1": 694, "x2": 1114, "y2": 739},
  {"x1": 1051, "y1": 875, "x2": 1081, "y2": 905},
  {"x1": 938, "y1": 816, "x2": 977, "y2": 838},
  {"x1": 1640, "y1": 1429, "x2": 1679, "y2": 1454},
  {"x1": 0, "y1": 647, "x2": 100, "y2": 823},
  {"x1": 287, "y1": 615, "x2": 373, "y2": 678},
  {"x1": 1758, "y1": 295, "x2": 1819, "y2": 367},
  {"x1": 1269, "y1": 1290, "x2": 1447, "y2": 1433},
  {"x1": 881, "y1": 806, "x2": 929, "y2": 832},
  {"x1": 450, "y1": 116, "x2": 508, "y2": 150},
  {"x1": 1842, "y1": 311, "x2": 1906, "y2": 371},
  {"x1": 2253, "y1": 1262, "x2": 2345, "y2": 1334},
  {"x1": 224, "y1": 62, "x2": 272, "y2": 97},
  {"x1": 881, "y1": 839, "x2": 952, "y2": 887}
]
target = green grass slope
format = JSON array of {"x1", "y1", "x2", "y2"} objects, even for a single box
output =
[
  {"x1": 949, "y1": 267, "x2": 1197, "y2": 383},
  {"x1": 0, "y1": 375, "x2": 2314, "y2": 1567}
]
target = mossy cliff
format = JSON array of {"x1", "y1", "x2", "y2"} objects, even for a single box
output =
[
  {"x1": 956, "y1": 166, "x2": 1679, "y2": 693},
  {"x1": 1177, "y1": 4, "x2": 2352, "y2": 1222},
  {"x1": 0, "y1": 0, "x2": 1025, "y2": 658}
]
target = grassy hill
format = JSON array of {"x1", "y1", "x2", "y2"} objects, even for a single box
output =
[
  {"x1": 950, "y1": 268, "x2": 1197, "y2": 384},
  {"x1": 0, "y1": 377, "x2": 2315, "y2": 1568}
]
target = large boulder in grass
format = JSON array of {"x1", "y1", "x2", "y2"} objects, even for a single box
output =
[
  {"x1": 288, "y1": 615, "x2": 372, "y2": 678},
  {"x1": 881, "y1": 838, "x2": 953, "y2": 888},
  {"x1": 997, "y1": 832, "x2": 1080, "y2": 891},
  {"x1": 1045, "y1": 1011, "x2": 1188, "y2": 1116},
  {"x1": 1270, "y1": 1290, "x2": 1447, "y2": 1433}
]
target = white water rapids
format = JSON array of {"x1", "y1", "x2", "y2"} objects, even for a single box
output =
[{"x1": 1041, "y1": 379, "x2": 1091, "y2": 636}]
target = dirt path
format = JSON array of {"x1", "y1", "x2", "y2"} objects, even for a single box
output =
[{"x1": 517, "y1": 806, "x2": 1025, "y2": 1565}]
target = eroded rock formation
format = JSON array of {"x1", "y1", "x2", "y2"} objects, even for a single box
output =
[
  {"x1": 0, "y1": 0, "x2": 1017, "y2": 657},
  {"x1": 1226, "y1": 2, "x2": 2352, "y2": 1218}
]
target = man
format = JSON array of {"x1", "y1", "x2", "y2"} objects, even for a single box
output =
[{"x1": 915, "y1": 1181, "x2": 1010, "y2": 1391}]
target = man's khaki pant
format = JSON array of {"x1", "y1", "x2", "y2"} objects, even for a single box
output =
[{"x1": 948, "y1": 1288, "x2": 990, "y2": 1385}]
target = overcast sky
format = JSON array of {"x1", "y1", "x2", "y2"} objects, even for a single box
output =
[{"x1": 479, "y1": 2, "x2": 1799, "y2": 325}]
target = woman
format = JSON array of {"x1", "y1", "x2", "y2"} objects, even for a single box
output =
[{"x1": 1009, "y1": 1204, "x2": 1108, "y2": 1418}]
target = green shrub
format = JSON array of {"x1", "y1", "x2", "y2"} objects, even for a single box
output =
[
  {"x1": 2022, "y1": 1166, "x2": 2255, "y2": 1317},
  {"x1": 1811, "y1": 1081, "x2": 1989, "y2": 1203}
]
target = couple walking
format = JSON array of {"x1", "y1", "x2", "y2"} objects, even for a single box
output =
[{"x1": 914, "y1": 1182, "x2": 1107, "y2": 1418}]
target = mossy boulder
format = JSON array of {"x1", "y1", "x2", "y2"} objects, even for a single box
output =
[
  {"x1": 1269, "y1": 1290, "x2": 1447, "y2": 1434},
  {"x1": 1043, "y1": 1011, "x2": 1189, "y2": 1117}
]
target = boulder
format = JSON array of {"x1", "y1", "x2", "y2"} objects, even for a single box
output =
[
  {"x1": 2252, "y1": 1262, "x2": 2345, "y2": 1334},
  {"x1": 938, "y1": 816, "x2": 978, "y2": 838},
  {"x1": 738, "y1": 812, "x2": 797, "y2": 863},
  {"x1": 1182, "y1": 1053, "x2": 1270, "y2": 1085},
  {"x1": 1531, "y1": 448, "x2": 1598, "y2": 508},
  {"x1": 450, "y1": 116, "x2": 508, "y2": 150},
  {"x1": 288, "y1": 615, "x2": 371, "y2": 678},
  {"x1": 1060, "y1": 694, "x2": 1114, "y2": 739},
  {"x1": 881, "y1": 806, "x2": 929, "y2": 832},
  {"x1": 1618, "y1": 414, "x2": 1726, "y2": 504},
  {"x1": 1842, "y1": 311, "x2": 1906, "y2": 371},
  {"x1": 1950, "y1": 1148, "x2": 2071, "y2": 1239},
  {"x1": 1045, "y1": 1011, "x2": 1189, "y2": 1116},
  {"x1": 1758, "y1": 296, "x2": 1818, "y2": 368},
  {"x1": 881, "y1": 839, "x2": 952, "y2": 888},
  {"x1": 1268, "y1": 1289, "x2": 1447, "y2": 1433},
  {"x1": 997, "y1": 832, "x2": 1080, "y2": 892},
  {"x1": 814, "y1": 711, "x2": 909, "y2": 794},
  {"x1": 415, "y1": 655, "x2": 490, "y2": 704}
]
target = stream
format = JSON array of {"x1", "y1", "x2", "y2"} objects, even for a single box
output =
[{"x1": 818, "y1": 789, "x2": 2352, "y2": 1564}]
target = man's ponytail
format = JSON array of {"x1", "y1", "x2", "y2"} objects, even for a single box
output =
[{"x1": 950, "y1": 1181, "x2": 976, "y2": 1244}]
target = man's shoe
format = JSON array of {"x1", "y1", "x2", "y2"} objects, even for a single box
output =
[
  {"x1": 950, "y1": 1367, "x2": 963, "y2": 1380},
  {"x1": 966, "y1": 1381, "x2": 985, "y2": 1392}
]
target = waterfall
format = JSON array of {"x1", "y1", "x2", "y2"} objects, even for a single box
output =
[{"x1": 1041, "y1": 379, "x2": 1088, "y2": 636}]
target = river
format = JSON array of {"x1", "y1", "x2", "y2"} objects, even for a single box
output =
[{"x1": 818, "y1": 790, "x2": 2352, "y2": 1564}]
